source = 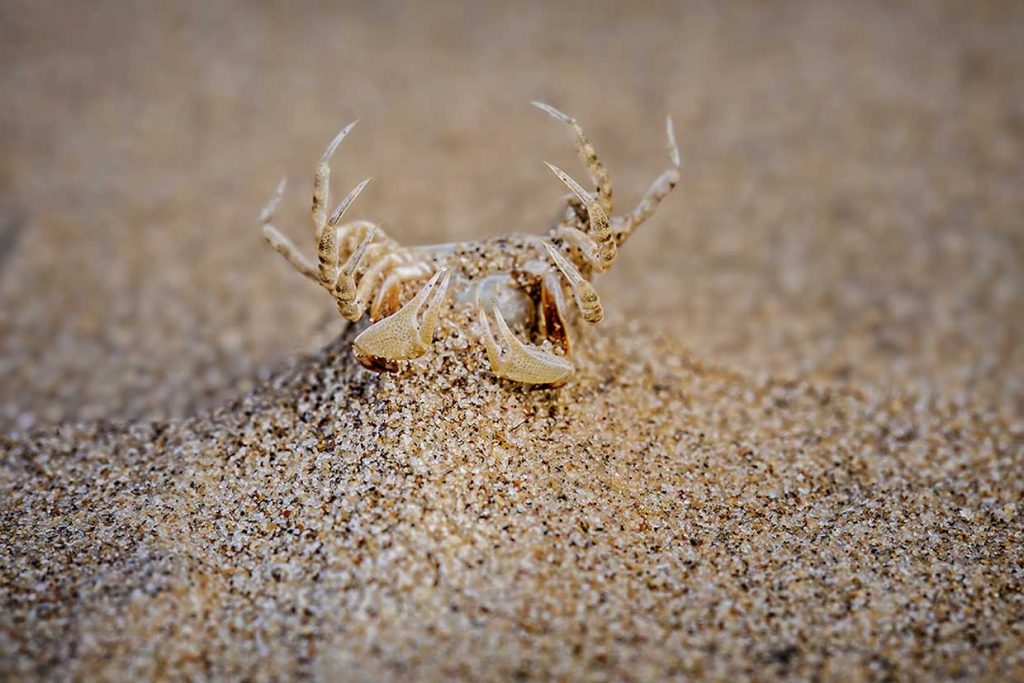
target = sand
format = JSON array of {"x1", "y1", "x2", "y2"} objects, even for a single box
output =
[
  {"x1": 3, "y1": 316, "x2": 1021, "y2": 680},
  {"x1": 1, "y1": 1, "x2": 1023, "y2": 680}
]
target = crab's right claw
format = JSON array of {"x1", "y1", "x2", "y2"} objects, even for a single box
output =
[
  {"x1": 352, "y1": 268, "x2": 450, "y2": 371},
  {"x1": 478, "y1": 299, "x2": 574, "y2": 386}
]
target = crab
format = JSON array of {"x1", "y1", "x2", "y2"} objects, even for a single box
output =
[{"x1": 259, "y1": 102, "x2": 680, "y2": 385}]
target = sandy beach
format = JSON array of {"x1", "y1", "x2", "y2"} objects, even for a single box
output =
[{"x1": 2, "y1": 1, "x2": 1022, "y2": 679}]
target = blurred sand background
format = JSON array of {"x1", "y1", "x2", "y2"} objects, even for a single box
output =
[
  {"x1": 2, "y1": 0, "x2": 1021, "y2": 430},
  {"x1": 2, "y1": 1, "x2": 1023, "y2": 680}
]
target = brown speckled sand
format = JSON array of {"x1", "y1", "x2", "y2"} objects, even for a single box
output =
[
  {"x1": 2, "y1": 315, "x2": 1022, "y2": 680},
  {"x1": 2, "y1": 1, "x2": 1023, "y2": 680}
]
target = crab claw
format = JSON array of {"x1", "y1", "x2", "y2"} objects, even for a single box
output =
[
  {"x1": 477, "y1": 298, "x2": 574, "y2": 386},
  {"x1": 352, "y1": 268, "x2": 451, "y2": 371}
]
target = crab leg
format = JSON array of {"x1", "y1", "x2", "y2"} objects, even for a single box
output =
[
  {"x1": 477, "y1": 299, "x2": 574, "y2": 386},
  {"x1": 372, "y1": 262, "x2": 433, "y2": 320},
  {"x1": 552, "y1": 226, "x2": 608, "y2": 270},
  {"x1": 259, "y1": 121, "x2": 372, "y2": 291},
  {"x1": 545, "y1": 162, "x2": 616, "y2": 270},
  {"x1": 532, "y1": 101, "x2": 612, "y2": 214},
  {"x1": 538, "y1": 240, "x2": 603, "y2": 324},
  {"x1": 313, "y1": 121, "x2": 358, "y2": 241},
  {"x1": 318, "y1": 177, "x2": 372, "y2": 285},
  {"x1": 334, "y1": 226, "x2": 378, "y2": 320},
  {"x1": 353, "y1": 251, "x2": 404, "y2": 314},
  {"x1": 352, "y1": 268, "x2": 451, "y2": 368},
  {"x1": 335, "y1": 220, "x2": 389, "y2": 265},
  {"x1": 260, "y1": 178, "x2": 321, "y2": 282},
  {"x1": 613, "y1": 116, "x2": 681, "y2": 246}
]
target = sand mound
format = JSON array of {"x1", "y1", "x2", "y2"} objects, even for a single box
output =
[{"x1": 2, "y1": 317, "x2": 1020, "y2": 680}]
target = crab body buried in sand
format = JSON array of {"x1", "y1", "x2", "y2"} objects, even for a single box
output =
[{"x1": 260, "y1": 102, "x2": 680, "y2": 385}]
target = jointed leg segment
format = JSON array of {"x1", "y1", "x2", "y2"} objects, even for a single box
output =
[
  {"x1": 373, "y1": 262, "x2": 433, "y2": 320},
  {"x1": 261, "y1": 178, "x2": 319, "y2": 282},
  {"x1": 537, "y1": 239, "x2": 603, "y2": 324},
  {"x1": 313, "y1": 121, "x2": 359, "y2": 241},
  {"x1": 318, "y1": 177, "x2": 372, "y2": 285},
  {"x1": 534, "y1": 101, "x2": 618, "y2": 271},
  {"x1": 544, "y1": 163, "x2": 616, "y2": 271},
  {"x1": 259, "y1": 123, "x2": 406, "y2": 323},
  {"x1": 334, "y1": 225, "x2": 378, "y2": 320},
  {"x1": 614, "y1": 116, "x2": 681, "y2": 245},
  {"x1": 532, "y1": 101, "x2": 612, "y2": 214}
]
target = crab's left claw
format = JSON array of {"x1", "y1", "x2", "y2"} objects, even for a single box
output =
[
  {"x1": 353, "y1": 268, "x2": 450, "y2": 371},
  {"x1": 477, "y1": 298, "x2": 574, "y2": 386}
]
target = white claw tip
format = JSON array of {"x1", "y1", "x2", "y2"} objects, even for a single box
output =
[
  {"x1": 435, "y1": 267, "x2": 452, "y2": 290},
  {"x1": 428, "y1": 266, "x2": 449, "y2": 287},
  {"x1": 328, "y1": 177, "x2": 372, "y2": 226},
  {"x1": 666, "y1": 116, "x2": 680, "y2": 168},
  {"x1": 544, "y1": 161, "x2": 595, "y2": 204},
  {"x1": 531, "y1": 100, "x2": 574, "y2": 124},
  {"x1": 322, "y1": 120, "x2": 359, "y2": 161}
]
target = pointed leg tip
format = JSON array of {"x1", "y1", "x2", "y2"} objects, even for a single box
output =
[
  {"x1": 338, "y1": 225, "x2": 377, "y2": 279},
  {"x1": 259, "y1": 179, "x2": 287, "y2": 223},
  {"x1": 328, "y1": 177, "x2": 372, "y2": 226},
  {"x1": 322, "y1": 120, "x2": 359, "y2": 161},
  {"x1": 532, "y1": 100, "x2": 574, "y2": 124},
  {"x1": 544, "y1": 163, "x2": 594, "y2": 204},
  {"x1": 666, "y1": 116, "x2": 681, "y2": 168}
]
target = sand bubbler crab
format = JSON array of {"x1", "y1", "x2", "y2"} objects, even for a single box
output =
[{"x1": 260, "y1": 102, "x2": 680, "y2": 385}]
